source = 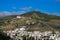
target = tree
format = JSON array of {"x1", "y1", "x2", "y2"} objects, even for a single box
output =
[{"x1": 0, "y1": 30, "x2": 11, "y2": 40}]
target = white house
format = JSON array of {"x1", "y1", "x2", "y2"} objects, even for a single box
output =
[{"x1": 16, "y1": 16, "x2": 22, "y2": 18}]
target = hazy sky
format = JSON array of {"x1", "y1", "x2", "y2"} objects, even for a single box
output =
[{"x1": 0, "y1": 0, "x2": 60, "y2": 16}]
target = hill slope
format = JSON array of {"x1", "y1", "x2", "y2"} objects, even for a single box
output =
[{"x1": 0, "y1": 11, "x2": 60, "y2": 31}]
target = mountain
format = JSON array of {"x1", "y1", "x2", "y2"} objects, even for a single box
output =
[
  {"x1": 21, "y1": 11, "x2": 60, "y2": 21},
  {"x1": 0, "y1": 11, "x2": 60, "y2": 31}
]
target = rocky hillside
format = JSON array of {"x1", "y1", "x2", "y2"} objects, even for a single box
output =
[{"x1": 0, "y1": 11, "x2": 60, "y2": 31}]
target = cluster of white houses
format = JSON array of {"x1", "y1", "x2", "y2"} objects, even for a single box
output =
[{"x1": 3, "y1": 27, "x2": 60, "y2": 40}]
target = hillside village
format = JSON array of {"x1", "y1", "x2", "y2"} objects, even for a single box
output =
[
  {"x1": 0, "y1": 11, "x2": 60, "y2": 40},
  {"x1": 1, "y1": 15, "x2": 60, "y2": 40},
  {"x1": 3, "y1": 27, "x2": 60, "y2": 40}
]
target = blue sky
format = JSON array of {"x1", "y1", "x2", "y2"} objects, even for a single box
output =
[{"x1": 0, "y1": 0, "x2": 60, "y2": 17}]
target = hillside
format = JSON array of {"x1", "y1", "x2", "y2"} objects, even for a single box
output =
[{"x1": 0, "y1": 11, "x2": 60, "y2": 31}]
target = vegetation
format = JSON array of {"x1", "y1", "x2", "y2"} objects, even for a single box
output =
[{"x1": 0, "y1": 30, "x2": 11, "y2": 40}]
